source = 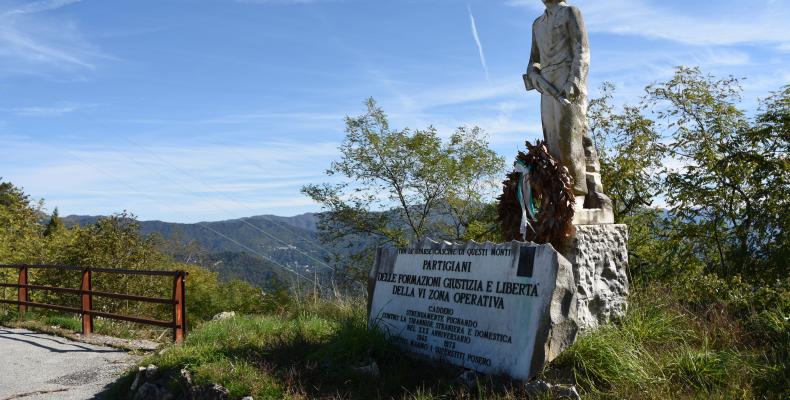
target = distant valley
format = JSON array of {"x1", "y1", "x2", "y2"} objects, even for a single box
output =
[{"x1": 63, "y1": 213, "x2": 332, "y2": 290}]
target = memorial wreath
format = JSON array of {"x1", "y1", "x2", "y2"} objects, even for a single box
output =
[{"x1": 497, "y1": 140, "x2": 575, "y2": 249}]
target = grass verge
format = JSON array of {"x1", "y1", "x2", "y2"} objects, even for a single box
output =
[
  {"x1": 548, "y1": 288, "x2": 768, "y2": 399},
  {"x1": 117, "y1": 286, "x2": 782, "y2": 400}
]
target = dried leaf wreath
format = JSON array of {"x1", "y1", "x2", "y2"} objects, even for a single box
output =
[{"x1": 497, "y1": 140, "x2": 576, "y2": 249}]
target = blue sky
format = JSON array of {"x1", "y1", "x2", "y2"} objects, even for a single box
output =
[{"x1": 1, "y1": 0, "x2": 788, "y2": 223}]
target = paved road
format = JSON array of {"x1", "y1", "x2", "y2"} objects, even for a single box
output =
[{"x1": 0, "y1": 327, "x2": 139, "y2": 400}]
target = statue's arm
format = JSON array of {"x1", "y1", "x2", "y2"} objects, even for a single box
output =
[
  {"x1": 525, "y1": 21, "x2": 541, "y2": 92},
  {"x1": 566, "y1": 6, "x2": 590, "y2": 99}
]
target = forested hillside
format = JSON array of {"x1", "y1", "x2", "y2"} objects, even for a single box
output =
[
  {"x1": 0, "y1": 184, "x2": 290, "y2": 334},
  {"x1": 62, "y1": 213, "x2": 327, "y2": 289}
]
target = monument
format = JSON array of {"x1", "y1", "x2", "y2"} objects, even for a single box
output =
[
  {"x1": 368, "y1": 239, "x2": 579, "y2": 380},
  {"x1": 518, "y1": 0, "x2": 628, "y2": 330},
  {"x1": 367, "y1": 0, "x2": 629, "y2": 382},
  {"x1": 523, "y1": 0, "x2": 613, "y2": 225}
]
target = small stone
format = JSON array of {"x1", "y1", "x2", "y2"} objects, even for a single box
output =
[
  {"x1": 455, "y1": 370, "x2": 479, "y2": 387},
  {"x1": 241, "y1": 397, "x2": 254, "y2": 400},
  {"x1": 211, "y1": 384, "x2": 230, "y2": 398},
  {"x1": 212, "y1": 311, "x2": 236, "y2": 321},
  {"x1": 552, "y1": 385, "x2": 581, "y2": 400},
  {"x1": 180, "y1": 368, "x2": 193, "y2": 385},
  {"x1": 133, "y1": 382, "x2": 173, "y2": 400},
  {"x1": 144, "y1": 364, "x2": 157, "y2": 379},
  {"x1": 129, "y1": 370, "x2": 143, "y2": 392},
  {"x1": 352, "y1": 360, "x2": 380, "y2": 378},
  {"x1": 525, "y1": 379, "x2": 552, "y2": 398},
  {"x1": 191, "y1": 383, "x2": 230, "y2": 400}
]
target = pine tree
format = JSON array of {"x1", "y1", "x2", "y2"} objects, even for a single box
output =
[{"x1": 44, "y1": 207, "x2": 64, "y2": 237}]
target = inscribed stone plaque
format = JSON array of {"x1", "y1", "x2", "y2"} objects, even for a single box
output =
[{"x1": 368, "y1": 239, "x2": 578, "y2": 380}]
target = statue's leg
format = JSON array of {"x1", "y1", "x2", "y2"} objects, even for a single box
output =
[
  {"x1": 558, "y1": 102, "x2": 588, "y2": 196},
  {"x1": 582, "y1": 122, "x2": 600, "y2": 173},
  {"x1": 541, "y1": 93, "x2": 561, "y2": 160},
  {"x1": 576, "y1": 95, "x2": 613, "y2": 211},
  {"x1": 541, "y1": 66, "x2": 587, "y2": 196}
]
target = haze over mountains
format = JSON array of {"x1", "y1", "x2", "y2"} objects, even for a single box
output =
[{"x1": 63, "y1": 213, "x2": 332, "y2": 289}]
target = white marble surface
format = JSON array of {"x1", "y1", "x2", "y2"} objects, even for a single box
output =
[{"x1": 369, "y1": 240, "x2": 577, "y2": 380}]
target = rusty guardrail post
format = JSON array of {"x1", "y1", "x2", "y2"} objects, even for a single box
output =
[
  {"x1": 17, "y1": 265, "x2": 28, "y2": 314},
  {"x1": 81, "y1": 268, "x2": 94, "y2": 335},
  {"x1": 172, "y1": 271, "x2": 186, "y2": 343}
]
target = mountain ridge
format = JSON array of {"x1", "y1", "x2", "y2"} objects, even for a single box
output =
[{"x1": 62, "y1": 212, "x2": 326, "y2": 290}]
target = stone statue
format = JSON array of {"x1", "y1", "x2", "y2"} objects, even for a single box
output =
[{"x1": 523, "y1": 0, "x2": 613, "y2": 224}]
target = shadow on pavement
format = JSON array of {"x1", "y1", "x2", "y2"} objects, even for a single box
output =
[{"x1": 0, "y1": 328, "x2": 124, "y2": 354}]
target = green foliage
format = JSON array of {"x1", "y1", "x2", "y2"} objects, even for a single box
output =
[
  {"x1": 591, "y1": 68, "x2": 788, "y2": 282},
  {"x1": 302, "y1": 98, "x2": 505, "y2": 283},
  {"x1": 45, "y1": 314, "x2": 83, "y2": 332},
  {"x1": 122, "y1": 299, "x2": 528, "y2": 400},
  {"x1": 589, "y1": 84, "x2": 664, "y2": 221},
  {"x1": 43, "y1": 207, "x2": 65, "y2": 237},
  {"x1": 0, "y1": 180, "x2": 45, "y2": 264},
  {"x1": 0, "y1": 180, "x2": 283, "y2": 339},
  {"x1": 552, "y1": 288, "x2": 761, "y2": 399},
  {"x1": 649, "y1": 69, "x2": 787, "y2": 279},
  {"x1": 586, "y1": 69, "x2": 789, "y2": 398},
  {"x1": 459, "y1": 203, "x2": 501, "y2": 243}
]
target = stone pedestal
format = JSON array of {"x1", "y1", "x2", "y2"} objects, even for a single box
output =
[
  {"x1": 561, "y1": 224, "x2": 629, "y2": 331},
  {"x1": 572, "y1": 172, "x2": 615, "y2": 225}
]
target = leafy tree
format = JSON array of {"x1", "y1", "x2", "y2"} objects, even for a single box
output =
[
  {"x1": 647, "y1": 68, "x2": 788, "y2": 279},
  {"x1": 0, "y1": 179, "x2": 44, "y2": 264},
  {"x1": 748, "y1": 86, "x2": 790, "y2": 273},
  {"x1": 589, "y1": 84, "x2": 665, "y2": 222},
  {"x1": 589, "y1": 68, "x2": 787, "y2": 282},
  {"x1": 43, "y1": 208, "x2": 65, "y2": 237},
  {"x1": 587, "y1": 68, "x2": 788, "y2": 398},
  {"x1": 302, "y1": 99, "x2": 504, "y2": 282},
  {"x1": 304, "y1": 99, "x2": 503, "y2": 244}
]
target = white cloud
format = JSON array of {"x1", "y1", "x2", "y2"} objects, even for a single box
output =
[
  {"x1": 0, "y1": 0, "x2": 102, "y2": 77},
  {"x1": 235, "y1": 0, "x2": 337, "y2": 4},
  {"x1": 0, "y1": 134, "x2": 341, "y2": 221},
  {"x1": 467, "y1": 5, "x2": 490, "y2": 83},
  {"x1": 507, "y1": 0, "x2": 790, "y2": 46},
  {"x1": 7, "y1": 103, "x2": 91, "y2": 116},
  {"x1": 2, "y1": 0, "x2": 82, "y2": 16}
]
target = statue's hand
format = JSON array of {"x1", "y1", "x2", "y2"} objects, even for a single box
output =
[
  {"x1": 562, "y1": 82, "x2": 577, "y2": 100},
  {"x1": 530, "y1": 73, "x2": 542, "y2": 93}
]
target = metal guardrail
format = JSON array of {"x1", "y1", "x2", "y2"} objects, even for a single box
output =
[{"x1": 0, "y1": 264, "x2": 187, "y2": 342}]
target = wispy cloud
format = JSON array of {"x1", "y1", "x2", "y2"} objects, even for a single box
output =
[
  {"x1": 235, "y1": 0, "x2": 337, "y2": 4},
  {"x1": 0, "y1": 134, "x2": 341, "y2": 221},
  {"x1": 6, "y1": 103, "x2": 92, "y2": 117},
  {"x1": 507, "y1": 0, "x2": 790, "y2": 46},
  {"x1": 467, "y1": 4, "x2": 490, "y2": 84},
  {"x1": 2, "y1": 0, "x2": 81, "y2": 16},
  {"x1": 0, "y1": 0, "x2": 102, "y2": 77}
]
